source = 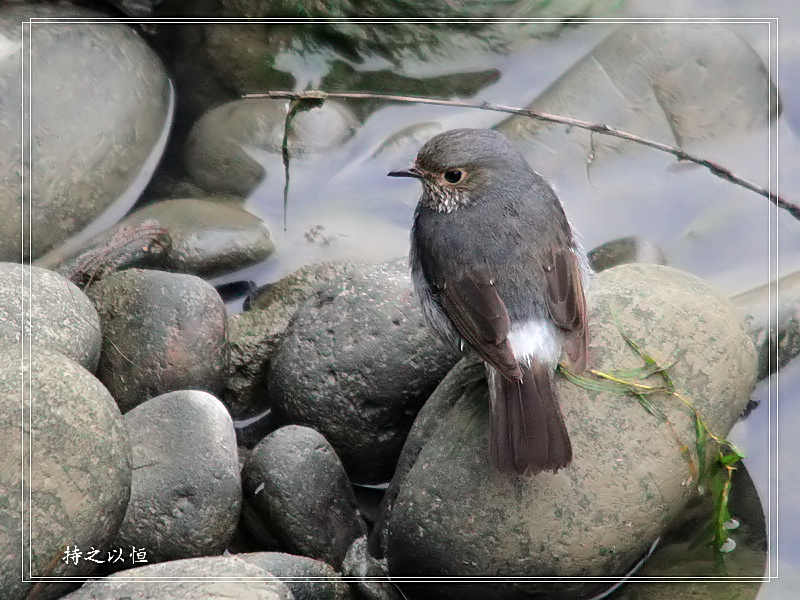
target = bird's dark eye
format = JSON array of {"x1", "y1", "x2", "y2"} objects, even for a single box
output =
[{"x1": 443, "y1": 169, "x2": 463, "y2": 184}]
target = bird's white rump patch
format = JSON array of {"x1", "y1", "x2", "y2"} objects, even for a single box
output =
[{"x1": 507, "y1": 319, "x2": 561, "y2": 368}]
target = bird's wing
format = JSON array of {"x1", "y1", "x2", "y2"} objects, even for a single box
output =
[
  {"x1": 437, "y1": 276, "x2": 523, "y2": 381},
  {"x1": 545, "y1": 246, "x2": 588, "y2": 372}
]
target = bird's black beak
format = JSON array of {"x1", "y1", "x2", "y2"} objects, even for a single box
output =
[{"x1": 387, "y1": 167, "x2": 421, "y2": 179}]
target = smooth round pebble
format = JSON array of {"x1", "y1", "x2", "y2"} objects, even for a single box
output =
[
  {"x1": 242, "y1": 425, "x2": 367, "y2": 569},
  {"x1": 381, "y1": 264, "x2": 757, "y2": 599},
  {"x1": 112, "y1": 391, "x2": 241, "y2": 563},
  {"x1": 0, "y1": 263, "x2": 101, "y2": 371},
  {"x1": 61, "y1": 555, "x2": 294, "y2": 600},
  {"x1": 268, "y1": 259, "x2": 460, "y2": 483},
  {"x1": 0, "y1": 347, "x2": 131, "y2": 600},
  {"x1": 88, "y1": 269, "x2": 227, "y2": 412}
]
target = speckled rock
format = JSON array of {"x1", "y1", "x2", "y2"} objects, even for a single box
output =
[
  {"x1": 268, "y1": 259, "x2": 461, "y2": 483},
  {"x1": 238, "y1": 552, "x2": 353, "y2": 600},
  {"x1": 0, "y1": 4, "x2": 172, "y2": 261},
  {"x1": 0, "y1": 263, "x2": 101, "y2": 371},
  {"x1": 87, "y1": 269, "x2": 227, "y2": 412},
  {"x1": 61, "y1": 555, "x2": 294, "y2": 599},
  {"x1": 225, "y1": 261, "x2": 355, "y2": 419},
  {"x1": 380, "y1": 264, "x2": 757, "y2": 599},
  {"x1": 111, "y1": 391, "x2": 241, "y2": 564},
  {"x1": 242, "y1": 425, "x2": 367, "y2": 569},
  {"x1": 0, "y1": 347, "x2": 131, "y2": 600}
]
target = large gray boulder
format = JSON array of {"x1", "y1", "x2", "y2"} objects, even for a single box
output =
[
  {"x1": 0, "y1": 4, "x2": 172, "y2": 260},
  {"x1": 380, "y1": 264, "x2": 757, "y2": 599},
  {"x1": 0, "y1": 347, "x2": 131, "y2": 600}
]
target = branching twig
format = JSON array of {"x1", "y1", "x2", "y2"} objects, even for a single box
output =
[{"x1": 246, "y1": 89, "x2": 799, "y2": 222}]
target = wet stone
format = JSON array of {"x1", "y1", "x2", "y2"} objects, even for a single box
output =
[
  {"x1": 35, "y1": 221, "x2": 173, "y2": 289},
  {"x1": 268, "y1": 259, "x2": 461, "y2": 483},
  {"x1": 238, "y1": 551, "x2": 353, "y2": 600},
  {"x1": 88, "y1": 268, "x2": 227, "y2": 412},
  {"x1": 111, "y1": 390, "x2": 242, "y2": 564},
  {"x1": 0, "y1": 263, "x2": 101, "y2": 371},
  {"x1": 731, "y1": 269, "x2": 800, "y2": 380},
  {"x1": 184, "y1": 98, "x2": 358, "y2": 195},
  {"x1": 342, "y1": 536, "x2": 403, "y2": 600},
  {"x1": 241, "y1": 425, "x2": 367, "y2": 570},
  {"x1": 380, "y1": 264, "x2": 757, "y2": 600},
  {"x1": 587, "y1": 236, "x2": 666, "y2": 272},
  {"x1": 118, "y1": 199, "x2": 275, "y2": 278},
  {"x1": 61, "y1": 555, "x2": 294, "y2": 600},
  {"x1": 36, "y1": 198, "x2": 275, "y2": 283},
  {"x1": 499, "y1": 23, "x2": 778, "y2": 166},
  {"x1": 185, "y1": 1, "x2": 618, "y2": 94},
  {"x1": 225, "y1": 261, "x2": 355, "y2": 420},
  {"x1": 0, "y1": 347, "x2": 131, "y2": 600},
  {"x1": 0, "y1": 4, "x2": 172, "y2": 261}
]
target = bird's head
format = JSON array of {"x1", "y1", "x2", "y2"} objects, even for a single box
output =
[{"x1": 388, "y1": 128, "x2": 533, "y2": 213}]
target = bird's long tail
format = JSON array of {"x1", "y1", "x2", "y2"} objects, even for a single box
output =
[{"x1": 487, "y1": 362, "x2": 572, "y2": 475}]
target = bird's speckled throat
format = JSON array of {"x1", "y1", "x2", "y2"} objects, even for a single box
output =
[{"x1": 420, "y1": 179, "x2": 473, "y2": 213}]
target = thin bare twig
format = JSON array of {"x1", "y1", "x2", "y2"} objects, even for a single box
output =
[{"x1": 245, "y1": 89, "x2": 799, "y2": 222}]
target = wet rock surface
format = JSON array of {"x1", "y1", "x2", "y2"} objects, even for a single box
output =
[
  {"x1": 0, "y1": 347, "x2": 131, "y2": 600},
  {"x1": 343, "y1": 536, "x2": 403, "y2": 600},
  {"x1": 37, "y1": 198, "x2": 275, "y2": 282},
  {"x1": 112, "y1": 390, "x2": 241, "y2": 564},
  {"x1": 499, "y1": 23, "x2": 779, "y2": 165},
  {"x1": 241, "y1": 425, "x2": 367, "y2": 569},
  {"x1": 238, "y1": 551, "x2": 353, "y2": 600},
  {"x1": 587, "y1": 236, "x2": 666, "y2": 272},
  {"x1": 61, "y1": 555, "x2": 295, "y2": 599},
  {"x1": 0, "y1": 4, "x2": 171, "y2": 261},
  {"x1": 36, "y1": 221, "x2": 174, "y2": 288},
  {"x1": 379, "y1": 264, "x2": 757, "y2": 599},
  {"x1": 225, "y1": 261, "x2": 354, "y2": 419},
  {"x1": 184, "y1": 98, "x2": 358, "y2": 195},
  {"x1": 0, "y1": 263, "x2": 101, "y2": 371},
  {"x1": 731, "y1": 269, "x2": 800, "y2": 380},
  {"x1": 118, "y1": 199, "x2": 275, "y2": 277},
  {"x1": 268, "y1": 259, "x2": 461, "y2": 483},
  {"x1": 87, "y1": 268, "x2": 227, "y2": 412}
]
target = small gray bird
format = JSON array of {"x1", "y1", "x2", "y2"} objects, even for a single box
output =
[{"x1": 389, "y1": 128, "x2": 589, "y2": 475}]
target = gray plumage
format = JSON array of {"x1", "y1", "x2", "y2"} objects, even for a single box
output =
[{"x1": 390, "y1": 128, "x2": 589, "y2": 475}]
